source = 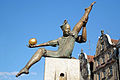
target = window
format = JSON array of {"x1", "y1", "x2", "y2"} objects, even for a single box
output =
[
  {"x1": 100, "y1": 39, "x2": 104, "y2": 51},
  {"x1": 102, "y1": 71, "x2": 106, "y2": 80},
  {"x1": 100, "y1": 44, "x2": 104, "y2": 51},
  {"x1": 60, "y1": 73, "x2": 64, "y2": 77},
  {"x1": 97, "y1": 59, "x2": 100, "y2": 66},
  {"x1": 119, "y1": 48, "x2": 120, "y2": 53},
  {"x1": 109, "y1": 66, "x2": 113, "y2": 76},
  {"x1": 98, "y1": 73, "x2": 100, "y2": 80},
  {"x1": 103, "y1": 70, "x2": 105, "y2": 78},
  {"x1": 108, "y1": 52, "x2": 112, "y2": 59},
  {"x1": 102, "y1": 44, "x2": 104, "y2": 50},
  {"x1": 102, "y1": 56, "x2": 105, "y2": 63}
]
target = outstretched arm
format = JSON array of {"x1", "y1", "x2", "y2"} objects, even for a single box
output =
[
  {"x1": 29, "y1": 39, "x2": 59, "y2": 48},
  {"x1": 72, "y1": 1, "x2": 96, "y2": 34}
]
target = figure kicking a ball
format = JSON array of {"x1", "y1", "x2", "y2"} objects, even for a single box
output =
[{"x1": 16, "y1": 1, "x2": 96, "y2": 77}]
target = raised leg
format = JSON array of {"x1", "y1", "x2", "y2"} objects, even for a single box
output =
[
  {"x1": 72, "y1": 1, "x2": 96, "y2": 34},
  {"x1": 16, "y1": 48, "x2": 46, "y2": 77}
]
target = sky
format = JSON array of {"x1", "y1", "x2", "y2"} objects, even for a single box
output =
[{"x1": 0, "y1": 0, "x2": 120, "y2": 80}]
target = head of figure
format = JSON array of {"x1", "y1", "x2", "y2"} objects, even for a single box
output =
[{"x1": 60, "y1": 20, "x2": 71, "y2": 36}]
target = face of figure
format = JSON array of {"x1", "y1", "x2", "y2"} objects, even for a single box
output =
[
  {"x1": 60, "y1": 20, "x2": 71, "y2": 36},
  {"x1": 62, "y1": 25, "x2": 71, "y2": 36},
  {"x1": 61, "y1": 23, "x2": 71, "y2": 36}
]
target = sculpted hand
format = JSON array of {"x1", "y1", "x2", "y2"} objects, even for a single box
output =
[{"x1": 27, "y1": 44, "x2": 36, "y2": 48}]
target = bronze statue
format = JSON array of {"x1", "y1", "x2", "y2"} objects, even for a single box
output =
[{"x1": 16, "y1": 1, "x2": 96, "y2": 77}]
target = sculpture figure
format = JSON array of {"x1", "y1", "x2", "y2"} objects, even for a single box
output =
[{"x1": 16, "y1": 1, "x2": 96, "y2": 77}]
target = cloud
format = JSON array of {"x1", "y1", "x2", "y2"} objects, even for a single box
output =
[
  {"x1": 0, "y1": 72, "x2": 37, "y2": 76},
  {"x1": 31, "y1": 72, "x2": 37, "y2": 75},
  {"x1": 0, "y1": 72, "x2": 37, "y2": 80},
  {"x1": 0, "y1": 72, "x2": 17, "y2": 80},
  {"x1": 0, "y1": 72, "x2": 17, "y2": 76}
]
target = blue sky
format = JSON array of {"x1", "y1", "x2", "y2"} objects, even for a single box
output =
[{"x1": 0, "y1": 0, "x2": 120, "y2": 80}]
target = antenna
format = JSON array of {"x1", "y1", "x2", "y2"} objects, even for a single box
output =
[{"x1": 106, "y1": 30, "x2": 110, "y2": 34}]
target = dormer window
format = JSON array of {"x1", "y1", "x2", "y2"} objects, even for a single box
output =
[
  {"x1": 97, "y1": 59, "x2": 100, "y2": 66},
  {"x1": 98, "y1": 73, "x2": 100, "y2": 80},
  {"x1": 103, "y1": 70, "x2": 106, "y2": 78},
  {"x1": 109, "y1": 66, "x2": 113, "y2": 76},
  {"x1": 102, "y1": 56, "x2": 105, "y2": 64},
  {"x1": 108, "y1": 51, "x2": 112, "y2": 59},
  {"x1": 101, "y1": 43, "x2": 104, "y2": 51}
]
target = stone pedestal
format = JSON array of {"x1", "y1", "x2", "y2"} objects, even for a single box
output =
[{"x1": 44, "y1": 57, "x2": 83, "y2": 80}]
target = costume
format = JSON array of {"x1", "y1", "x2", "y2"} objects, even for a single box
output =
[{"x1": 43, "y1": 31, "x2": 78, "y2": 58}]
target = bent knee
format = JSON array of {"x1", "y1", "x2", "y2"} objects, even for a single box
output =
[{"x1": 38, "y1": 48, "x2": 47, "y2": 53}]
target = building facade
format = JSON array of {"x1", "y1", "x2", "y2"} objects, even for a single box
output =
[
  {"x1": 93, "y1": 31, "x2": 119, "y2": 80},
  {"x1": 116, "y1": 39, "x2": 120, "y2": 75},
  {"x1": 79, "y1": 49, "x2": 94, "y2": 80}
]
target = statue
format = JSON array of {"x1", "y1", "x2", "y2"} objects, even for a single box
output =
[{"x1": 16, "y1": 1, "x2": 96, "y2": 77}]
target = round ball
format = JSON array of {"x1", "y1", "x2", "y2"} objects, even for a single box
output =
[{"x1": 29, "y1": 38, "x2": 37, "y2": 45}]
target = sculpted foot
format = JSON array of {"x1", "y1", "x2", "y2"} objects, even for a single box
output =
[{"x1": 16, "y1": 67, "x2": 29, "y2": 77}]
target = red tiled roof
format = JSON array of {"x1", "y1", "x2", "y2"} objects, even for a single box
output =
[
  {"x1": 111, "y1": 39, "x2": 118, "y2": 45},
  {"x1": 87, "y1": 55, "x2": 94, "y2": 62}
]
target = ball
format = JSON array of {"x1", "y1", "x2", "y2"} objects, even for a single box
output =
[{"x1": 29, "y1": 38, "x2": 37, "y2": 45}]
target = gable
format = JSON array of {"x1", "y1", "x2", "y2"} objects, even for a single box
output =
[{"x1": 95, "y1": 34, "x2": 112, "y2": 56}]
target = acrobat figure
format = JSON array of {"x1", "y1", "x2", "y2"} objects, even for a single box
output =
[{"x1": 16, "y1": 1, "x2": 96, "y2": 77}]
